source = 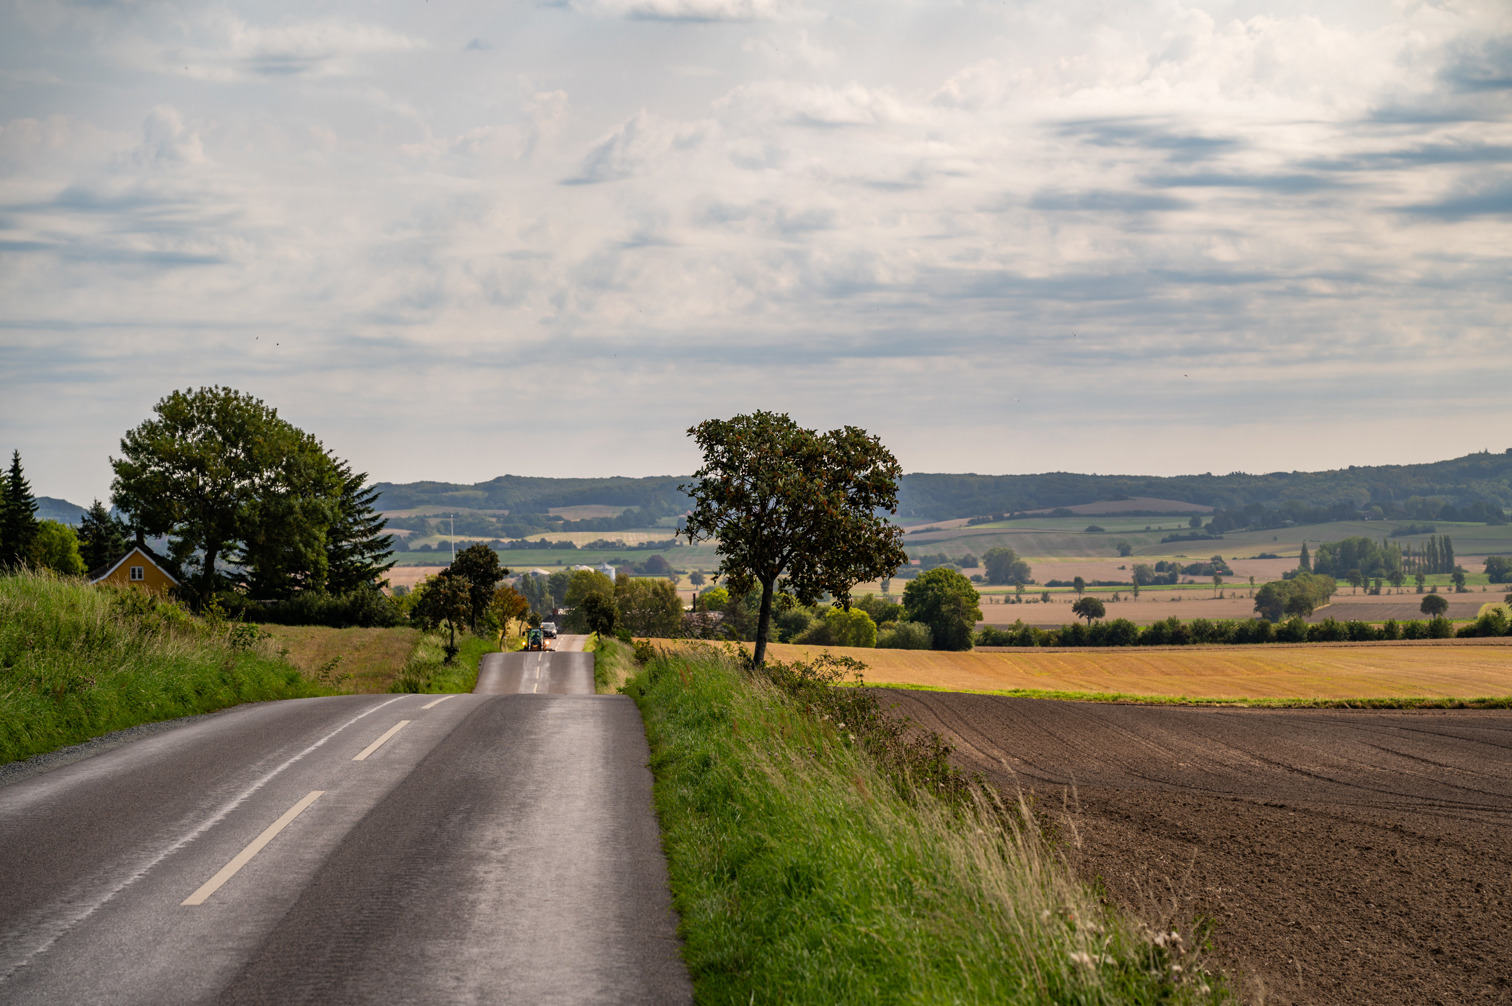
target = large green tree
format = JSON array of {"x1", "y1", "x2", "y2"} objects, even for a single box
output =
[
  {"x1": 325, "y1": 460, "x2": 396, "y2": 594},
  {"x1": 34, "y1": 520, "x2": 85, "y2": 575},
  {"x1": 901, "y1": 567, "x2": 982, "y2": 651},
  {"x1": 680, "y1": 411, "x2": 908, "y2": 667},
  {"x1": 112, "y1": 388, "x2": 316, "y2": 597},
  {"x1": 110, "y1": 387, "x2": 388, "y2": 603},
  {"x1": 982, "y1": 546, "x2": 1032, "y2": 585},
  {"x1": 0, "y1": 451, "x2": 40, "y2": 569},
  {"x1": 614, "y1": 576, "x2": 684, "y2": 638},
  {"x1": 1420, "y1": 593, "x2": 1449, "y2": 619},
  {"x1": 448, "y1": 543, "x2": 509, "y2": 631}
]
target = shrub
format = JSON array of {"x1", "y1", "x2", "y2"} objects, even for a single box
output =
[{"x1": 877, "y1": 620, "x2": 933, "y2": 649}]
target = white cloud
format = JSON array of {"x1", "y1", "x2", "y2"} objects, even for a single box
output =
[{"x1": 2, "y1": 0, "x2": 1511, "y2": 504}]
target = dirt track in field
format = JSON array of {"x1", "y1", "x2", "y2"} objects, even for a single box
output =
[{"x1": 873, "y1": 689, "x2": 1512, "y2": 1005}]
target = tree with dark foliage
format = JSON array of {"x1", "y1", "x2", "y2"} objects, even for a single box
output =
[{"x1": 680, "y1": 411, "x2": 908, "y2": 667}]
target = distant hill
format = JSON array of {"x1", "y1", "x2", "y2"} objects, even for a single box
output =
[
  {"x1": 896, "y1": 451, "x2": 1512, "y2": 521},
  {"x1": 373, "y1": 451, "x2": 1512, "y2": 525},
  {"x1": 36, "y1": 497, "x2": 88, "y2": 525}
]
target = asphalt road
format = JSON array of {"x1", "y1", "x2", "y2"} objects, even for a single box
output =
[{"x1": 0, "y1": 648, "x2": 691, "y2": 1005}]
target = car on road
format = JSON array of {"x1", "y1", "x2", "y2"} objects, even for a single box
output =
[{"x1": 541, "y1": 621, "x2": 558, "y2": 639}]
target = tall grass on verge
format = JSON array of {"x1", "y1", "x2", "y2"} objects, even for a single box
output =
[
  {"x1": 389, "y1": 632, "x2": 494, "y2": 693},
  {"x1": 0, "y1": 571, "x2": 326, "y2": 765},
  {"x1": 625, "y1": 643, "x2": 1231, "y2": 1005}
]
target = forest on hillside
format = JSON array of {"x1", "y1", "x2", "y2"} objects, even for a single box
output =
[{"x1": 371, "y1": 451, "x2": 1512, "y2": 527}]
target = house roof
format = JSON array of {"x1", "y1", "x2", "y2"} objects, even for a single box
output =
[{"x1": 87, "y1": 543, "x2": 181, "y2": 586}]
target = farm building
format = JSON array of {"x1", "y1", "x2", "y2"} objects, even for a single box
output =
[{"x1": 87, "y1": 544, "x2": 180, "y2": 593}]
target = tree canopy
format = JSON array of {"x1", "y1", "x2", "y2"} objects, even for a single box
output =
[
  {"x1": 447, "y1": 543, "x2": 509, "y2": 631},
  {"x1": 1253, "y1": 572, "x2": 1337, "y2": 621},
  {"x1": 680, "y1": 411, "x2": 907, "y2": 667},
  {"x1": 1071, "y1": 596, "x2": 1106, "y2": 624},
  {"x1": 901, "y1": 567, "x2": 981, "y2": 651},
  {"x1": 78, "y1": 501, "x2": 130, "y2": 571},
  {"x1": 981, "y1": 547, "x2": 1032, "y2": 585},
  {"x1": 110, "y1": 387, "x2": 390, "y2": 603},
  {"x1": 1419, "y1": 593, "x2": 1449, "y2": 618}
]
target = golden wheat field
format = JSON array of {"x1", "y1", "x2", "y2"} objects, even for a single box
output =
[{"x1": 758, "y1": 640, "x2": 1512, "y2": 700}]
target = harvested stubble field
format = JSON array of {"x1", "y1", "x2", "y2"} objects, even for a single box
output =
[
  {"x1": 761, "y1": 640, "x2": 1512, "y2": 702},
  {"x1": 873, "y1": 689, "x2": 1512, "y2": 1005}
]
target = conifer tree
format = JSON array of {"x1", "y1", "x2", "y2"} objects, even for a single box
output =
[
  {"x1": 324, "y1": 460, "x2": 396, "y2": 594},
  {"x1": 1298, "y1": 540, "x2": 1310, "y2": 571},
  {"x1": 0, "y1": 451, "x2": 40, "y2": 568},
  {"x1": 78, "y1": 500, "x2": 130, "y2": 571}
]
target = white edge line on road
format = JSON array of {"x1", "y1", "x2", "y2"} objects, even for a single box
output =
[
  {"x1": 0, "y1": 695, "x2": 407, "y2": 983},
  {"x1": 182, "y1": 791, "x2": 325, "y2": 906},
  {"x1": 420, "y1": 695, "x2": 456, "y2": 709},
  {"x1": 352, "y1": 721, "x2": 411, "y2": 761}
]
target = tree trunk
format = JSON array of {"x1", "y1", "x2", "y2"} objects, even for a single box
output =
[
  {"x1": 752, "y1": 575, "x2": 776, "y2": 668},
  {"x1": 201, "y1": 543, "x2": 219, "y2": 601}
]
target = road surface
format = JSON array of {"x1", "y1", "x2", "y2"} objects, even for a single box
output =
[{"x1": 0, "y1": 646, "x2": 691, "y2": 1005}]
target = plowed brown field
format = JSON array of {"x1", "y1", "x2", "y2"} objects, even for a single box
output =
[{"x1": 874, "y1": 690, "x2": 1512, "y2": 1005}]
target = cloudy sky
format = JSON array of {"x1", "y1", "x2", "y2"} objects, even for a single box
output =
[{"x1": 2, "y1": 0, "x2": 1509, "y2": 505}]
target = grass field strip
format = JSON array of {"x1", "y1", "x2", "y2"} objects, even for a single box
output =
[
  {"x1": 0, "y1": 696, "x2": 407, "y2": 985},
  {"x1": 181, "y1": 791, "x2": 325, "y2": 905},
  {"x1": 352, "y1": 721, "x2": 412, "y2": 761}
]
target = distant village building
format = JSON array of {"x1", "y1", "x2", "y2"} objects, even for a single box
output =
[{"x1": 87, "y1": 544, "x2": 180, "y2": 594}]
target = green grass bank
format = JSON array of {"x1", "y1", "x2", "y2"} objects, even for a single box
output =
[
  {"x1": 0, "y1": 572, "x2": 327, "y2": 765},
  {"x1": 389, "y1": 632, "x2": 495, "y2": 693},
  {"x1": 624, "y1": 642, "x2": 1230, "y2": 1004}
]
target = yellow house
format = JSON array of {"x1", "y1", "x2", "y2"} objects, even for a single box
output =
[{"x1": 88, "y1": 545, "x2": 180, "y2": 594}]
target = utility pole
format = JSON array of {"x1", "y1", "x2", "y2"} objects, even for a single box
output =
[{"x1": 448, "y1": 514, "x2": 456, "y2": 564}]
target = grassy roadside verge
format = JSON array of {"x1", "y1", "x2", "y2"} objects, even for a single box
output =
[
  {"x1": 390, "y1": 632, "x2": 495, "y2": 693},
  {"x1": 862, "y1": 681, "x2": 1512, "y2": 710},
  {"x1": 626, "y1": 643, "x2": 1229, "y2": 1004},
  {"x1": 0, "y1": 572, "x2": 328, "y2": 765}
]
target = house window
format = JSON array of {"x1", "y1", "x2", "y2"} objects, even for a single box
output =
[{"x1": 130, "y1": 566, "x2": 144, "y2": 581}]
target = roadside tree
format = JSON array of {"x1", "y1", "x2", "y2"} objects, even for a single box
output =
[
  {"x1": 410, "y1": 572, "x2": 472, "y2": 663},
  {"x1": 448, "y1": 543, "x2": 509, "y2": 631},
  {"x1": 680, "y1": 411, "x2": 907, "y2": 667},
  {"x1": 901, "y1": 568, "x2": 981, "y2": 651},
  {"x1": 1072, "y1": 576, "x2": 1086, "y2": 597},
  {"x1": 489, "y1": 584, "x2": 531, "y2": 646},
  {"x1": 562, "y1": 568, "x2": 614, "y2": 632},
  {"x1": 615, "y1": 576, "x2": 684, "y2": 638},
  {"x1": 580, "y1": 591, "x2": 618, "y2": 638}
]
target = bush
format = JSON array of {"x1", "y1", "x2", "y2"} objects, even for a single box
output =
[{"x1": 877, "y1": 620, "x2": 933, "y2": 649}]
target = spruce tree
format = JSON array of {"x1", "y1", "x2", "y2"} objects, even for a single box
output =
[
  {"x1": 78, "y1": 500, "x2": 130, "y2": 571},
  {"x1": 0, "y1": 451, "x2": 40, "y2": 568},
  {"x1": 324, "y1": 459, "x2": 396, "y2": 594}
]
